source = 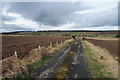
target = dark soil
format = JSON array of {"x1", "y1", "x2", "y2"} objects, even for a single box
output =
[{"x1": 2, "y1": 35, "x2": 71, "y2": 60}]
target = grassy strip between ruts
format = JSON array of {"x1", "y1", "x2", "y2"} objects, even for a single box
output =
[
  {"x1": 82, "y1": 40, "x2": 110, "y2": 79},
  {"x1": 54, "y1": 40, "x2": 77, "y2": 79},
  {"x1": 10, "y1": 40, "x2": 73, "y2": 80}
]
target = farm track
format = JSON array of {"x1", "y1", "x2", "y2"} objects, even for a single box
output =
[
  {"x1": 29, "y1": 39, "x2": 91, "y2": 79},
  {"x1": 2, "y1": 35, "x2": 71, "y2": 60}
]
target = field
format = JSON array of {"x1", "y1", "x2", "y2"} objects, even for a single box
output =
[
  {"x1": 86, "y1": 38, "x2": 119, "y2": 61},
  {"x1": 1, "y1": 31, "x2": 119, "y2": 79},
  {"x1": 2, "y1": 35, "x2": 71, "y2": 60},
  {"x1": 3, "y1": 31, "x2": 118, "y2": 37}
]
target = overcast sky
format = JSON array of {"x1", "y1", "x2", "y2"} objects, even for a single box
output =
[{"x1": 1, "y1": 0, "x2": 119, "y2": 32}]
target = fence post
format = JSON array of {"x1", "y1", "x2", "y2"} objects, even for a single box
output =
[
  {"x1": 56, "y1": 41, "x2": 58, "y2": 47},
  {"x1": 50, "y1": 42, "x2": 52, "y2": 48},
  {"x1": 61, "y1": 40, "x2": 63, "y2": 44},
  {"x1": 14, "y1": 51, "x2": 17, "y2": 60},
  {"x1": 38, "y1": 45, "x2": 41, "y2": 54}
]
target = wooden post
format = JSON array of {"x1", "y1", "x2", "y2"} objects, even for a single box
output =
[
  {"x1": 56, "y1": 41, "x2": 58, "y2": 47},
  {"x1": 81, "y1": 34, "x2": 82, "y2": 37},
  {"x1": 50, "y1": 42, "x2": 52, "y2": 48},
  {"x1": 38, "y1": 46, "x2": 41, "y2": 54},
  {"x1": 14, "y1": 51, "x2": 17, "y2": 60},
  {"x1": 101, "y1": 56, "x2": 104, "y2": 60},
  {"x1": 61, "y1": 40, "x2": 63, "y2": 44}
]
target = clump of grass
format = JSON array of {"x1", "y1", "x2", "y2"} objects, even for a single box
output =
[
  {"x1": 55, "y1": 61, "x2": 69, "y2": 79},
  {"x1": 82, "y1": 41, "x2": 109, "y2": 78},
  {"x1": 55, "y1": 51, "x2": 74, "y2": 79},
  {"x1": 68, "y1": 51, "x2": 74, "y2": 57}
]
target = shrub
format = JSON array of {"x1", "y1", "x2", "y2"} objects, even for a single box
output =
[{"x1": 115, "y1": 34, "x2": 120, "y2": 38}]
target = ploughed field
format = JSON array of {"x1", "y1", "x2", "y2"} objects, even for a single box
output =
[
  {"x1": 2, "y1": 35, "x2": 71, "y2": 60},
  {"x1": 86, "y1": 38, "x2": 119, "y2": 61}
]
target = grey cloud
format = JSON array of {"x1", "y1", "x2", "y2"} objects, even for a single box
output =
[
  {"x1": 72, "y1": 6, "x2": 118, "y2": 28},
  {"x1": 118, "y1": 2, "x2": 120, "y2": 26},
  {"x1": 2, "y1": 15, "x2": 15, "y2": 21},
  {"x1": 2, "y1": 2, "x2": 118, "y2": 31},
  {"x1": 6, "y1": 2, "x2": 89, "y2": 26},
  {"x1": 2, "y1": 23, "x2": 33, "y2": 31},
  {"x1": 86, "y1": 7, "x2": 118, "y2": 27}
]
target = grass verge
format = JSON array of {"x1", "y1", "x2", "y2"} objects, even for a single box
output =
[{"x1": 82, "y1": 40, "x2": 110, "y2": 78}]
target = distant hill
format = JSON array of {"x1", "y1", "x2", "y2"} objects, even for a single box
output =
[{"x1": 2, "y1": 30, "x2": 119, "y2": 35}]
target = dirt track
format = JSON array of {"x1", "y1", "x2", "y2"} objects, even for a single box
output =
[
  {"x1": 86, "y1": 38, "x2": 119, "y2": 61},
  {"x1": 2, "y1": 35, "x2": 71, "y2": 59},
  {"x1": 29, "y1": 39, "x2": 91, "y2": 79}
]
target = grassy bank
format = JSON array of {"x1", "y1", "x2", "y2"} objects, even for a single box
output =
[
  {"x1": 10, "y1": 40, "x2": 73, "y2": 79},
  {"x1": 82, "y1": 41, "x2": 110, "y2": 78}
]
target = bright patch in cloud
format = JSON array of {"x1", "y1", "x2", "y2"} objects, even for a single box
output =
[
  {"x1": 3, "y1": 12, "x2": 40, "y2": 30},
  {"x1": 7, "y1": 13, "x2": 21, "y2": 17}
]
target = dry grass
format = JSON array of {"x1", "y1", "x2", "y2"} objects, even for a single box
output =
[
  {"x1": 23, "y1": 49, "x2": 43, "y2": 64},
  {"x1": 85, "y1": 41, "x2": 118, "y2": 78},
  {"x1": 2, "y1": 56, "x2": 27, "y2": 78}
]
